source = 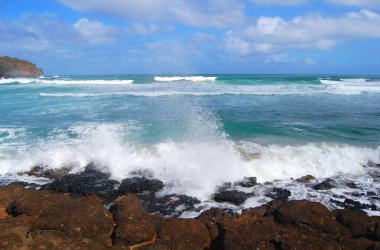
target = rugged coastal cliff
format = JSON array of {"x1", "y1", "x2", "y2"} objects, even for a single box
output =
[{"x1": 0, "y1": 56, "x2": 43, "y2": 78}]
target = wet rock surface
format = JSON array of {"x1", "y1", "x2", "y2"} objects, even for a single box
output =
[
  {"x1": 117, "y1": 177, "x2": 164, "y2": 195},
  {"x1": 313, "y1": 178, "x2": 337, "y2": 190},
  {"x1": 235, "y1": 177, "x2": 257, "y2": 188},
  {"x1": 42, "y1": 165, "x2": 118, "y2": 200},
  {"x1": 141, "y1": 194, "x2": 201, "y2": 217},
  {"x1": 213, "y1": 190, "x2": 253, "y2": 205},
  {"x1": 2, "y1": 185, "x2": 380, "y2": 249},
  {"x1": 265, "y1": 187, "x2": 291, "y2": 201}
]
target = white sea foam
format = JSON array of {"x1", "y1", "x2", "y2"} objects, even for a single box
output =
[
  {"x1": 0, "y1": 78, "x2": 37, "y2": 84},
  {"x1": 0, "y1": 122, "x2": 378, "y2": 200},
  {"x1": 154, "y1": 76, "x2": 217, "y2": 82},
  {"x1": 38, "y1": 79, "x2": 134, "y2": 85}
]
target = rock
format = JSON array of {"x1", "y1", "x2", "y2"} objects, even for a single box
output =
[
  {"x1": 111, "y1": 195, "x2": 157, "y2": 247},
  {"x1": 3, "y1": 185, "x2": 380, "y2": 249},
  {"x1": 335, "y1": 209, "x2": 375, "y2": 238},
  {"x1": 273, "y1": 200, "x2": 349, "y2": 234},
  {"x1": 217, "y1": 182, "x2": 232, "y2": 192},
  {"x1": 24, "y1": 165, "x2": 71, "y2": 179},
  {"x1": 265, "y1": 188, "x2": 291, "y2": 201},
  {"x1": 142, "y1": 194, "x2": 201, "y2": 217},
  {"x1": 235, "y1": 177, "x2": 257, "y2": 188},
  {"x1": 153, "y1": 218, "x2": 211, "y2": 249},
  {"x1": 331, "y1": 198, "x2": 377, "y2": 211},
  {"x1": 0, "y1": 56, "x2": 43, "y2": 78},
  {"x1": 43, "y1": 164, "x2": 118, "y2": 200},
  {"x1": 313, "y1": 178, "x2": 336, "y2": 190},
  {"x1": 0, "y1": 185, "x2": 114, "y2": 249},
  {"x1": 197, "y1": 208, "x2": 234, "y2": 242},
  {"x1": 118, "y1": 177, "x2": 164, "y2": 195},
  {"x1": 213, "y1": 190, "x2": 252, "y2": 205},
  {"x1": 31, "y1": 198, "x2": 114, "y2": 245},
  {"x1": 346, "y1": 181, "x2": 359, "y2": 189},
  {"x1": 296, "y1": 175, "x2": 316, "y2": 183}
]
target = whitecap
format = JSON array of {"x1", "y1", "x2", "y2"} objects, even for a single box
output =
[{"x1": 154, "y1": 76, "x2": 217, "y2": 82}]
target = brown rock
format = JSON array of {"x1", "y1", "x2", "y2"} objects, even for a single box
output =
[
  {"x1": 273, "y1": 200, "x2": 349, "y2": 234},
  {"x1": 154, "y1": 218, "x2": 211, "y2": 250},
  {"x1": 0, "y1": 56, "x2": 43, "y2": 78},
  {"x1": 32, "y1": 198, "x2": 114, "y2": 245},
  {"x1": 112, "y1": 195, "x2": 157, "y2": 247}
]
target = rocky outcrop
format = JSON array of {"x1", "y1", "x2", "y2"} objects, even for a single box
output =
[
  {"x1": 0, "y1": 56, "x2": 43, "y2": 78},
  {"x1": 2, "y1": 185, "x2": 380, "y2": 249}
]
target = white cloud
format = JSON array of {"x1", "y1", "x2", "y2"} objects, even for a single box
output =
[
  {"x1": 222, "y1": 9, "x2": 380, "y2": 56},
  {"x1": 74, "y1": 18, "x2": 116, "y2": 44},
  {"x1": 126, "y1": 22, "x2": 173, "y2": 35},
  {"x1": 252, "y1": 0, "x2": 307, "y2": 6},
  {"x1": 59, "y1": 0, "x2": 246, "y2": 28},
  {"x1": 327, "y1": 0, "x2": 380, "y2": 8},
  {"x1": 304, "y1": 58, "x2": 316, "y2": 65}
]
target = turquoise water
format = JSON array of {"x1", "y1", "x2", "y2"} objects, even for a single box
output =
[{"x1": 0, "y1": 75, "x2": 380, "y2": 200}]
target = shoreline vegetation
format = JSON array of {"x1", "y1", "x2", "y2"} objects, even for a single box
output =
[
  {"x1": 1, "y1": 164, "x2": 380, "y2": 249},
  {"x1": 0, "y1": 56, "x2": 43, "y2": 78}
]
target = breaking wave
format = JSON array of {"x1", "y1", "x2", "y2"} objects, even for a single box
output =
[{"x1": 154, "y1": 76, "x2": 217, "y2": 82}]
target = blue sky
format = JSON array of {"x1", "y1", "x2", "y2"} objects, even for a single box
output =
[{"x1": 1, "y1": 0, "x2": 380, "y2": 75}]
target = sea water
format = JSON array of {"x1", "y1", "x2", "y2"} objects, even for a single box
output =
[{"x1": 0, "y1": 75, "x2": 379, "y2": 214}]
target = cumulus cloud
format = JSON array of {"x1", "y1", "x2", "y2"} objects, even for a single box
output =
[
  {"x1": 58, "y1": 0, "x2": 246, "y2": 28},
  {"x1": 221, "y1": 9, "x2": 380, "y2": 56},
  {"x1": 252, "y1": 0, "x2": 307, "y2": 6},
  {"x1": 327, "y1": 0, "x2": 380, "y2": 8},
  {"x1": 74, "y1": 18, "x2": 117, "y2": 44}
]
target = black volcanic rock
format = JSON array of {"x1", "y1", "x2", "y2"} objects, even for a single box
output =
[
  {"x1": 313, "y1": 178, "x2": 336, "y2": 190},
  {"x1": 266, "y1": 188, "x2": 291, "y2": 201},
  {"x1": 117, "y1": 177, "x2": 164, "y2": 195},
  {"x1": 213, "y1": 190, "x2": 252, "y2": 205},
  {"x1": 141, "y1": 194, "x2": 201, "y2": 217},
  {"x1": 235, "y1": 177, "x2": 257, "y2": 188},
  {"x1": 42, "y1": 165, "x2": 118, "y2": 199}
]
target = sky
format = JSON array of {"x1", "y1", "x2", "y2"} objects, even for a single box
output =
[{"x1": 1, "y1": 0, "x2": 380, "y2": 75}]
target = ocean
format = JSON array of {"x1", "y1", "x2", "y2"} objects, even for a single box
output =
[{"x1": 1, "y1": 75, "x2": 380, "y2": 215}]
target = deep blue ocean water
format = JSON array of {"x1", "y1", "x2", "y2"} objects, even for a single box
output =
[{"x1": 1, "y1": 75, "x2": 380, "y2": 214}]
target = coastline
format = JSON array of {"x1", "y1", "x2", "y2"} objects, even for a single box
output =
[{"x1": 1, "y1": 183, "x2": 380, "y2": 249}]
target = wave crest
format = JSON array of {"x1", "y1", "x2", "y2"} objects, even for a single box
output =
[{"x1": 154, "y1": 76, "x2": 217, "y2": 82}]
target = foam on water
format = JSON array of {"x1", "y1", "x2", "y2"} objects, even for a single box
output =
[
  {"x1": 154, "y1": 76, "x2": 217, "y2": 82},
  {"x1": 38, "y1": 79, "x2": 134, "y2": 85},
  {"x1": 0, "y1": 121, "x2": 378, "y2": 200},
  {"x1": 0, "y1": 78, "x2": 37, "y2": 84}
]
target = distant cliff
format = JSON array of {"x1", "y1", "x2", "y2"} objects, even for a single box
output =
[{"x1": 0, "y1": 56, "x2": 43, "y2": 78}]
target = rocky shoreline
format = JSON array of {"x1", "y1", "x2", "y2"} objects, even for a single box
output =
[
  {"x1": 1, "y1": 164, "x2": 380, "y2": 249},
  {"x1": 1, "y1": 184, "x2": 380, "y2": 249}
]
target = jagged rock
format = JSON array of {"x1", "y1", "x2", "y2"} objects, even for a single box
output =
[
  {"x1": 217, "y1": 182, "x2": 232, "y2": 192},
  {"x1": 345, "y1": 181, "x2": 359, "y2": 189},
  {"x1": 313, "y1": 178, "x2": 336, "y2": 190},
  {"x1": 31, "y1": 198, "x2": 114, "y2": 245},
  {"x1": 142, "y1": 194, "x2": 201, "y2": 217},
  {"x1": 273, "y1": 200, "x2": 349, "y2": 234},
  {"x1": 42, "y1": 165, "x2": 118, "y2": 199},
  {"x1": 235, "y1": 177, "x2": 257, "y2": 188},
  {"x1": 213, "y1": 190, "x2": 252, "y2": 205},
  {"x1": 0, "y1": 185, "x2": 114, "y2": 249},
  {"x1": 2, "y1": 185, "x2": 380, "y2": 249},
  {"x1": 111, "y1": 195, "x2": 157, "y2": 247},
  {"x1": 24, "y1": 165, "x2": 71, "y2": 179},
  {"x1": 296, "y1": 175, "x2": 316, "y2": 183},
  {"x1": 331, "y1": 198, "x2": 377, "y2": 211},
  {"x1": 0, "y1": 56, "x2": 43, "y2": 78},
  {"x1": 265, "y1": 188, "x2": 291, "y2": 201},
  {"x1": 118, "y1": 177, "x2": 163, "y2": 195}
]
